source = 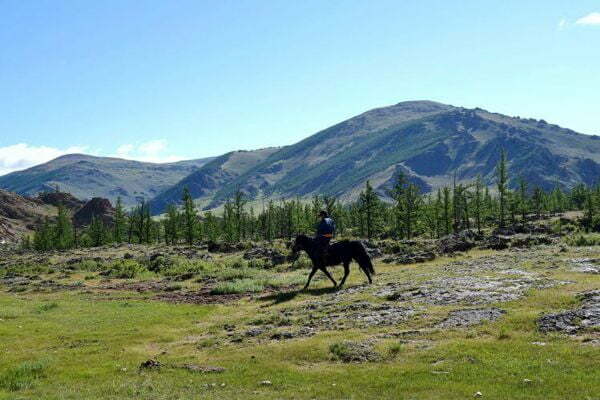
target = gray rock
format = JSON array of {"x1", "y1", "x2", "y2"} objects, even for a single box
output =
[{"x1": 436, "y1": 308, "x2": 506, "y2": 328}]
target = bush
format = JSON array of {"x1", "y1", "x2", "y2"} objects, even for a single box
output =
[
  {"x1": 210, "y1": 278, "x2": 266, "y2": 294},
  {"x1": 36, "y1": 302, "x2": 58, "y2": 313},
  {"x1": 0, "y1": 361, "x2": 46, "y2": 391},
  {"x1": 566, "y1": 234, "x2": 600, "y2": 247},
  {"x1": 102, "y1": 260, "x2": 148, "y2": 279}
]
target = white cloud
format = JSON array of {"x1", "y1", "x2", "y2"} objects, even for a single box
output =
[
  {"x1": 116, "y1": 144, "x2": 134, "y2": 157},
  {"x1": 576, "y1": 12, "x2": 600, "y2": 25},
  {"x1": 113, "y1": 139, "x2": 185, "y2": 163},
  {"x1": 0, "y1": 143, "x2": 87, "y2": 176},
  {"x1": 557, "y1": 18, "x2": 568, "y2": 30}
]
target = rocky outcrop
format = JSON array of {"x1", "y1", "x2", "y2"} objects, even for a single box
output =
[{"x1": 73, "y1": 197, "x2": 115, "y2": 227}]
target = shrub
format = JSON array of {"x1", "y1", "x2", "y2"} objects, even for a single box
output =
[
  {"x1": 36, "y1": 302, "x2": 58, "y2": 313},
  {"x1": 566, "y1": 234, "x2": 600, "y2": 247},
  {"x1": 0, "y1": 361, "x2": 46, "y2": 391},
  {"x1": 103, "y1": 260, "x2": 147, "y2": 279}
]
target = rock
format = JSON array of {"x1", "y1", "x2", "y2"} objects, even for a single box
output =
[
  {"x1": 570, "y1": 258, "x2": 600, "y2": 274},
  {"x1": 379, "y1": 275, "x2": 564, "y2": 306},
  {"x1": 243, "y1": 247, "x2": 287, "y2": 266},
  {"x1": 179, "y1": 364, "x2": 225, "y2": 373},
  {"x1": 284, "y1": 301, "x2": 416, "y2": 330},
  {"x1": 438, "y1": 230, "x2": 479, "y2": 254},
  {"x1": 73, "y1": 197, "x2": 115, "y2": 227},
  {"x1": 382, "y1": 251, "x2": 435, "y2": 265},
  {"x1": 480, "y1": 235, "x2": 510, "y2": 250},
  {"x1": 329, "y1": 340, "x2": 380, "y2": 363},
  {"x1": 538, "y1": 290, "x2": 600, "y2": 334},
  {"x1": 139, "y1": 359, "x2": 161, "y2": 370},
  {"x1": 435, "y1": 308, "x2": 506, "y2": 328},
  {"x1": 245, "y1": 328, "x2": 265, "y2": 337},
  {"x1": 474, "y1": 391, "x2": 483, "y2": 398},
  {"x1": 260, "y1": 380, "x2": 272, "y2": 386}
]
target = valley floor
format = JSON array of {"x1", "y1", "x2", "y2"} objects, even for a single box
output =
[{"x1": 1, "y1": 243, "x2": 600, "y2": 399}]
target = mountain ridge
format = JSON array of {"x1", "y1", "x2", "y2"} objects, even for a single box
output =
[{"x1": 2, "y1": 101, "x2": 600, "y2": 215}]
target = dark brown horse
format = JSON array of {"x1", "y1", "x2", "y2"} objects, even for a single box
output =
[{"x1": 291, "y1": 234, "x2": 375, "y2": 289}]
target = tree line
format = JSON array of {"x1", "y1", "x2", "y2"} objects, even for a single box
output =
[{"x1": 22, "y1": 150, "x2": 600, "y2": 251}]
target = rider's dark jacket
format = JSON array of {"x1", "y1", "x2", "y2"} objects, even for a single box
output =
[{"x1": 316, "y1": 217, "x2": 336, "y2": 238}]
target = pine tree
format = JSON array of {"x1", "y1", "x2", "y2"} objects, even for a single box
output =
[
  {"x1": 164, "y1": 204, "x2": 180, "y2": 245},
  {"x1": 182, "y1": 187, "x2": 197, "y2": 245},
  {"x1": 496, "y1": 149, "x2": 508, "y2": 229},
  {"x1": 53, "y1": 203, "x2": 74, "y2": 250},
  {"x1": 358, "y1": 181, "x2": 382, "y2": 240},
  {"x1": 518, "y1": 177, "x2": 528, "y2": 223},
  {"x1": 473, "y1": 176, "x2": 483, "y2": 234},
  {"x1": 113, "y1": 197, "x2": 126, "y2": 244},
  {"x1": 89, "y1": 215, "x2": 107, "y2": 247}
]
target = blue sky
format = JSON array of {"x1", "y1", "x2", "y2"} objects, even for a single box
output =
[{"x1": 1, "y1": 1, "x2": 599, "y2": 174}]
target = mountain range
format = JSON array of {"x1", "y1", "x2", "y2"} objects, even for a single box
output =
[{"x1": 2, "y1": 100, "x2": 599, "y2": 215}]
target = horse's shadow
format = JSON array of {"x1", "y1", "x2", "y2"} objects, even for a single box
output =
[{"x1": 258, "y1": 286, "x2": 338, "y2": 307}]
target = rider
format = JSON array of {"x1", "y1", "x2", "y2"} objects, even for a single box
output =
[{"x1": 315, "y1": 210, "x2": 335, "y2": 267}]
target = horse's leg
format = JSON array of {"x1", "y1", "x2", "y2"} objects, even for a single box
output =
[
  {"x1": 338, "y1": 262, "x2": 350, "y2": 288},
  {"x1": 303, "y1": 267, "x2": 318, "y2": 290},
  {"x1": 320, "y1": 266, "x2": 338, "y2": 288}
]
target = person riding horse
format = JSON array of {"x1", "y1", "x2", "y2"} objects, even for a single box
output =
[{"x1": 315, "y1": 210, "x2": 335, "y2": 267}]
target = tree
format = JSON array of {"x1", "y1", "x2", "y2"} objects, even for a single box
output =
[
  {"x1": 164, "y1": 204, "x2": 180, "y2": 245},
  {"x1": 182, "y1": 187, "x2": 197, "y2": 245},
  {"x1": 233, "y1": 189, "x2": 247, "y2": 241},
  {"x1": 113, "y1": 197, "x2": 126, "y2": 244},
  {"x1": 358, "y1": 181, "x2": 382, "y2": 240},
  {"x1": 496, "y1": 149, "x2": 509, "y2": 229},
  {"x1": 53, "y1": 203, "x2": 74, "y2": 250},
  {"x1": 390, "y1": 172, "x2": 422, "y2": 239},
  {"x1": 518, "y1": 177, "x2": 528, "y2": 223},
  {"x1": 473, "y1": 176, "x2": 484, "y2": 234},
  {"x1": 89, "y1": 215, "x2": 107, "y2": 247}
]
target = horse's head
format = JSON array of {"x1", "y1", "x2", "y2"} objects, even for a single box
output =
[{"x1": 290, "y1": 234, "x2": 311, "y2": 259}]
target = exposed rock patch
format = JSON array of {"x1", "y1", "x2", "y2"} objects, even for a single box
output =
[
  {"x1": 378, "y1": 276, "x2": 564, "y2": 306},
  {"x1": 436, "y1": 308, "x2": 506, "y2": 328},
  {"x1": 538, "y1": 291, "x2": 600, "y2": 334},
  {"x1": 243, "y1": 247, "x2": 287, "y2": 266},
  {"x1": 570, "y1": 258, "x2": 600, "y2": 274},
  {"x1": 283, "y1": 300, "x2": 417, "y2": 330},
  {"x1": 329, "y1": 340, "x2": 380, "y2": 363}
]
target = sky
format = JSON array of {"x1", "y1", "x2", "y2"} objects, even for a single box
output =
[{"x1": 1, "y1": 1, "x2": 599, "y2": 175}]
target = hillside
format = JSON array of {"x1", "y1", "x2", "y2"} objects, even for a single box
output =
[
  {"x1": 206, "y1": 101, "x2": 600, "y2": 207},
  {"x1": 3, "y1": 101, "x2": 600, "y2": 216},
  {"x1": 0, "y1": 154, "x2": 215, "y2": 208},
  {"x1": 0, "y1": 189, "x2": 55, "y2": 243},
  {"x1": 149, "y1": 148, "x2": 280, "y2": 214}
]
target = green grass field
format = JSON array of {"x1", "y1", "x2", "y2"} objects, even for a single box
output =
[{"x1": 1, "y1": 245, "x2": 599, "y2": 399}]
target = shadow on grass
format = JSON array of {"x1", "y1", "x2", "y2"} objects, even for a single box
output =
[{"x1": 259, "y1": 286, "x2": 338, "y2": 306}]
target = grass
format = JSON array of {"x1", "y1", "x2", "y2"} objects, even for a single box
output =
[
  {"x1": 0, "y1": 361, "x2": 46, "y2": 392},
  {"x1": 210, "y1": 278, "x2": 267, "y2": 294},
  {"x1": 1, "y1": 244, "x2": 600, "y2": 399}
]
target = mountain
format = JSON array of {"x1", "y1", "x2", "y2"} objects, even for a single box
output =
[
  {"x1": 193, "y1": 100, "x2": 600, "y2": 211},
  {"x1": 4, "y1": 101, "x2": 600, "y2": 216},
  {"x1": 149, "y1": 148, "x2": 280, "y2": 214},
  {"x1": 0, "y1": 189, "x2": 55, "y2": 243},
  {"x1": 0, "y1": 154, "x2": 215, "y2": 208}
]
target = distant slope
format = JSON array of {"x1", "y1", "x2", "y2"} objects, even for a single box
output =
[
  {"x1": 0, "y1": 189, "x2": 56, "y2": 242},
  {"x1": 0, "y1": 154, "x2": 214, "y2": 208},
  {"x1": 149, "y1": 148, "x2": 280, "y2": 214},
  {"x1": 205, "y1": 101, "x2": 600, "y2": 206}
]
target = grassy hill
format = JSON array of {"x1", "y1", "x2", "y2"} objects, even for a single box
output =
[
  {"x1": 209, "y1": 101, "x2": 600, "y2": 207},
  {"x1": 4, "y1": 101, "x2": 600, "y2": 215},
  {"x1": 0, "y1": 154, "x2": 214, "y2": 208}
]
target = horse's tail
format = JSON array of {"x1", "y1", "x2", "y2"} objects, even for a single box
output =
[{"x1": 352, "y1": 241, "x2": 375, "y2": 275}]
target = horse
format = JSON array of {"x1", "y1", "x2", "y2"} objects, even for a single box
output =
[{"x1": 291, "y1": 234, "x2": 375, "y2": 290}]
